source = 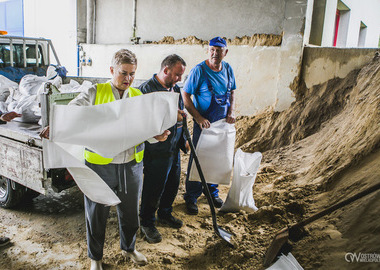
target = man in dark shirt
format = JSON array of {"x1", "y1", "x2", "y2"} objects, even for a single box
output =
[{"x1": 138, "y1": 54, "x2": 187, "y2": 243}]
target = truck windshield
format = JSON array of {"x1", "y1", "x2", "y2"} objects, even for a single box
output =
[{"x1": 0, "y1": 43, "x2": 45, "y2": 68}]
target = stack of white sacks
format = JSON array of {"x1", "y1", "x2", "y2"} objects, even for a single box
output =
[{"x1": 0, "y1": 66, "x2": 93, "y2": 125}]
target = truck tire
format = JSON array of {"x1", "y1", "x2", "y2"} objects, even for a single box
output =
[
  {"x1": 0, "y1": 176, "x2": 25, "y2": 208},
  {"x1": 24, "y1": 188, "x2": 40, "y2": 200}
]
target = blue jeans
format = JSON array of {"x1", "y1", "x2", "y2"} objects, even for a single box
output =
[
  {"x1": 184, "y1": 121, "x2": 219, "y2": 204},
  {"x1": 140, "y1": 150, "x2": 181, "y2": 227}
]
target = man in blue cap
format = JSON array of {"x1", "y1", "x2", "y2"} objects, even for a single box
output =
[{"x1": 182, "y1": 36, "x2": 236, "y2": 215}]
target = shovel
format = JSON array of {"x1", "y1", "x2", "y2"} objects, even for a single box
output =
[
  {"x1": 182, "y1": 116, "x2": 235, "y2": 248},
  {"x1": 263, "y1": 182, "x2": 380, "y2": 267}
]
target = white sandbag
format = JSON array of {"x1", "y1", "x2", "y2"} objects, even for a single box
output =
[
  {"x1": 19, "y1": 74, "x2": 48, "y2": 96},
  {"x1": 44, "y1": 91, "x2": 179, "y2": 205},
  {"x1": 5, "y1": 87, "x2": 23, "y2": 104},
  {"x1": 11, "y1": 95, "x2": 41, "y2": 123},
  {"x1": 36, "y1": 76, "x2": 62, "y2": 97},
  {"x1": 59, "y1": 79, "x2": 80, "y2": 93},
  {"x1": 46, "y1": 65, "x2": 58, "y2": 80},
  {"x1": 220, "y1": 149, "x2": 262, "y2": 213},
  {"x1": 59, "y1": 80, "x2": 93, "y2": 93},
  {"x1": 189, "y1": 119, "x2": 236, "y2": 185},
  {"x1": 0, "y1": 101, "x2": 8, "y2": 113},
  {"x1": 0, "y1": 75, "x2": 18, "y2": 102},
  {"x1": 266, "y1": 253, "x2": 303, "y2": 270}
]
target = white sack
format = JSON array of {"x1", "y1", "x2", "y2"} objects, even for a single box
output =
[
  {"x1": 0, "y1": 101, "x2": 8, "y2": 113},
  {"x1": 11, "y1": 95, "x2": 41, "y2": 123},
  {"x1": 44, "y1": 91, "x2": 179, "y2": 205},
  {"x1": 19, "y1": 74, "x2": 48, "y2": 96},
  {"x1": 220, "y1": 149, "x2": 262, "y2": 213},
  {"x1": 59, "y1": 79, "x2": 80, "y2": 93},
  {"x1": 0, "y1": 75, "x2": 18, "y2": 102},
  {"x1": 59, "y1": 80, "x2": 93, "y2": 93},
  {"x1": 5, "y1": 87, "x2": 23, "y2": 104},
  {"x1": 266, "y1": 253, "x2": 303, "y2": 270},
  {"x1": 189, "y1": 119, "x2": 235, "y2": 185}
]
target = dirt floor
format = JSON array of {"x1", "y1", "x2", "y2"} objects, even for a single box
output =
[{"x1": 0, "y1": 54, "x2": 379, "y2": 269}]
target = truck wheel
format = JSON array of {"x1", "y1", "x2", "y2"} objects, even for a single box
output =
[
  {"x1": 0, "y1": 177, "x2": 25, "y2": 208},
  {"x1": 24, "y1": 188, "x2": 40, "y2": 200}
]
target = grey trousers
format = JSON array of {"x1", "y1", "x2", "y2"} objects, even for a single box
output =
[{"x1": 84, "y1": 159, "x2": 143, "y2": 261}]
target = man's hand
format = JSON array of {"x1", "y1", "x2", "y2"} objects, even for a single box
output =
[
  {"x1": 195, "y1": 115, "x2": 211, "y2": 129},
  {"x1": 0, "y1": 111, "x2": 22, "y2": 122},
  {"x1": 185, "y1": 141, "x2": 190, "y2": 152},
  {"x1": 39, "y1": 126, "x2": 50, "y2": 139},
  {"x1": 154, "y1": 130, "x2": 171, "y2": 142},
  {"x1": 226, "y1": 113, "x2": 235, "y2": 124},
  {"x1": 177, "y1": 109, "x2": 186, "y2": 122}
]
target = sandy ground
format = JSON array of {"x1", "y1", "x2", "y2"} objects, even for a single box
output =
[{"x1": 0, "y1": 54, "x2": 379, "y2": 270}]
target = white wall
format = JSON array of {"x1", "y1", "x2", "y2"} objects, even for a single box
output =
[
  {"x1": 23, "y1": 0, "x2": 78, "y2": 76},
  {"x1": 321, "y1": 0, "x2": 380, "y2": 48},
  {"x1": 80, "y1": 0, "x2": 308, "y2": 116},
  {"x1": 95, "y1": 0, "x2": 285, "y2": 44},
  {"x1": 81, "y1": 44, "x2": 286, "y2": 116}
]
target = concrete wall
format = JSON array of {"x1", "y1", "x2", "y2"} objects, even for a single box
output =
[
  {"x1": 81, "y1": 0, "x2": 308, "y2": 116},
  {"x1": 81, "y1": 44, "x2": 284, "y2": 116},
  {"x1": 93, "y1": 0, "x2": 285, "y2": 44},
  {"x1": 301, "y1": 47, "x2": 379, "y2": 89}
]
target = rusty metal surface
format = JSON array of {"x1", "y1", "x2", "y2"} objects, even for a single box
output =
[{"x1": 0, "y1": 136, "x2": 46, "y2": 194}]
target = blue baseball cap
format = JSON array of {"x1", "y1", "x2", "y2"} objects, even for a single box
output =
[{"x1": 209, "y1": 37, "x2": 227, "y2": 47}]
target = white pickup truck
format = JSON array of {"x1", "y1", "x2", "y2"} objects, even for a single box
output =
[{"x1": 0, "y1": 35, "x2": 116, "y2": 208}]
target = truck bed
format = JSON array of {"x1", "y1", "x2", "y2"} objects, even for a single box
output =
[{"x1": 0, "y1": 121, "x2": 43, "y2": 148}]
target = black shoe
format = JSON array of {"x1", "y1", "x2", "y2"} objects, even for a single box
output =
[
  {"x1": 186, "y1": 201, "x2": 198, "y2": 215},
  {"x1": 212, "y1": 197, "x2": 224, "y2": 208},
  {"x1": 158, "y1": 214, "x2": 183, "y2": 228},
  {"x1": 140, "y1": 225, "x2": 162, "y2": 243},
  {"x1": 0, "y1": 237, "x2": 10, "y2": 247}
]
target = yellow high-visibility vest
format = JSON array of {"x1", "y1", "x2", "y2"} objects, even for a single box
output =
[{"x1": 84, "y1": 82, "x2": 144, "y2": 165}]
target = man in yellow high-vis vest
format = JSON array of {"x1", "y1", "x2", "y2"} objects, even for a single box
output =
[{"x1": 67, "y1": 49, "x2": 170, "y2": 270}]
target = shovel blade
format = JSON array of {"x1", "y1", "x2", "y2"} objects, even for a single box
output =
[
  {"x1": 263, "y1": 227, "x2": 289, "y2": 267},
  {"x1": 216, "y1": 226, "x2": 235, "y2": 248}
]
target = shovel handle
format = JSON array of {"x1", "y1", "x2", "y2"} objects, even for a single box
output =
[
  {"x1": 182, "y1": 118, "x2": 218, "y2": 221},
  {"x1": 293, "y1": 182, "x2": 380, "y2": 229}
]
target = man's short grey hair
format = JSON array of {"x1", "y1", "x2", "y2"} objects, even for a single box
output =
[
  {"x1": 112, "y1": 49, "x2": 137, "y2": 67},
  {"x1": 161, "y1": 54, "x2": 186, "y2": 70}
]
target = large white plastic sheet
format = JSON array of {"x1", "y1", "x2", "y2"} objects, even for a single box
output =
[
  {"x1": 43, "y1": 92, "x2": 179, "y2": 206},
  {"x1": 220, "y1": 149, "x2": 262, "y2": 213},
  {"x1": 189, "y1": 119, "x2": 236, "y2": 185}
]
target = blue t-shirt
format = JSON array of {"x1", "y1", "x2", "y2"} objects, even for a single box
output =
[{"x1": 183, "y1": 61, "x2": 236, "y2": 114}]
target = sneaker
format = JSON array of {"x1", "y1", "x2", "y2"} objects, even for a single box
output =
[
  {"x1": 90, "y1": 259, "x2": 103, "y2": 270},
  {"x1": 212, "y1": 196, "x2": 224, "y2": 208},
  {"x1": 140, "y1": 225, "x2": 162, "y2": 243},
  {"x1": 186, "y1": 201, "x2": 198, "y2": 215},
  {"x1": 0, "y1": 237, "x2": 10, "y2": 247},
  {"x1": 122, "y1": 250, "x2": 147, "y2": 266},
  {"x1": 157, "y1": 214, "x2": 183, "y2": 228}
]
